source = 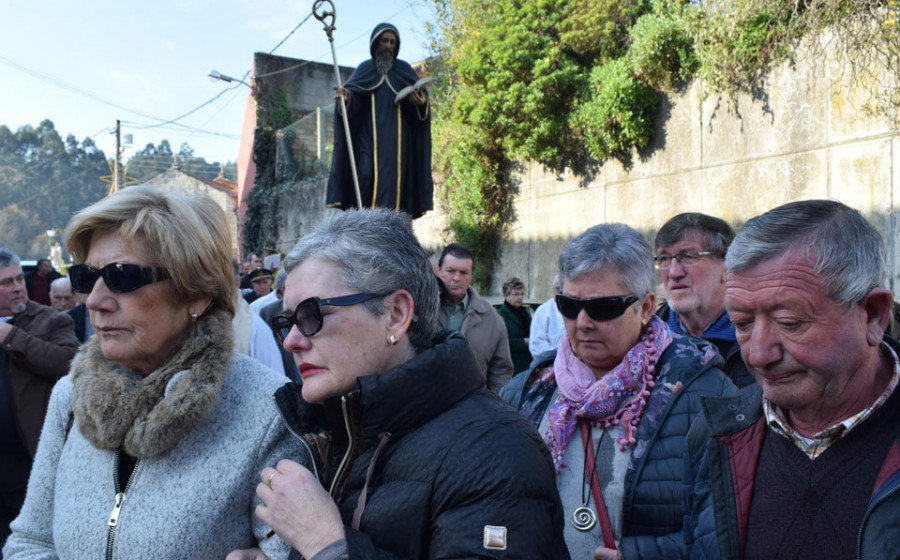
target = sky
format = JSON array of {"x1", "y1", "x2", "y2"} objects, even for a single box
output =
[{"x1": 0, "y1": 0, "x2": 435, "y2": 170}]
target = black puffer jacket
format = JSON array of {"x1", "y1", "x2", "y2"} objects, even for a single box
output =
[{"x1": 274, "y1": 332, "x2": 570, "y2": 559}]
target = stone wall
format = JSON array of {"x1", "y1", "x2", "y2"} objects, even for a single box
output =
[
  {"x1": 275, "y1": 37, "x2": 899, "y2": 301},
  {"x1": 413, "y1": 37, "x2": 900, "y2": 301}
]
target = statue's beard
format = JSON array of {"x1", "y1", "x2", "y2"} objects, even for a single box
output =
[{"x1": 375, "y1": 48, "x2": 394, "y2": 74}]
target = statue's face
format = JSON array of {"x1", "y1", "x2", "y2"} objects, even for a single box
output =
[{"x1": 377, "y1": 31, "x2": 398, "y2": 57}]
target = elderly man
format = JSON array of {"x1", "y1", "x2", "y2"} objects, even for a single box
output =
[
  {"x1": 0, "y1": 248, "x2": 78, "y2": 546},
  {"x1": 654, "y1": 213, "x2": 753, "y2": 388},
  {"x1": 436, "y1": 243, "x2": 513, "y2": 393},
  {"x1": 684, "y1": 200, "x2": 900, "y2": 560},
  {"x1": 243, "y1": 268, "x2": 273, "y2": 304},
  {"x1": 327, "y1": 22, "x2": 433, "y2": 218},
  {"x1": 49, "y1": 277, "x2": 77, "y2": 312},
  {"x1": 239, "y1": 253, "x2": 263, "y2": 290}
]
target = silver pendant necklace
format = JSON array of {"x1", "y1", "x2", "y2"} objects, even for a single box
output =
[{"x1": 573, "y1": 422, "x2": 605, "y2": 531}]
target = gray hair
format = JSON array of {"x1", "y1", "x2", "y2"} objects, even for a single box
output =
[
  {"x1": 559, "y1": 223, "x2": 655, "y2": 297},
  {"x1": 274, "y1": 268, "x2": 288, "y2": 291},
  {"x1": 502, "y1": 277, "x2": 525, "y2": 296},
  {"x1": 654, "y1": 212, "x2": 735, "y2": 258},
  {"x1": 51, "y1": 276, "x2": 73, "y2": 294},
  {"x1": 283, "y1": 209, "x2": 439, "y2": 351},
  {"x1": 726, "y1": 199, "x2": 885, "y2": 306},
  {"x1": 0, "y1": 248, "x2": 21, "y2": 268}
]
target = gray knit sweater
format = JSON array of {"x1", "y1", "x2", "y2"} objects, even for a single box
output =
[{"x1": 4, "y1": 313, "x2": 304, "y2": 559}]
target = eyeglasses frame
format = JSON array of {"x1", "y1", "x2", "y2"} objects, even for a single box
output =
[
  {"x1": 653, "y1": 250, "x2": 715, "y2": 269},
  {"x1": 271, "y1": 292, "x2": 388, "y2": 343}
]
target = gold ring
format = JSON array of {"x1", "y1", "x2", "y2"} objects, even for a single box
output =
[{"x1": 266, "y1": 471, "x2": 278, "y2": 490}]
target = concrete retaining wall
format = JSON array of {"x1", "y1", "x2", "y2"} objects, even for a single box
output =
[{"x1": 275, "y1": 36, "x2": 899, "y2": 301}]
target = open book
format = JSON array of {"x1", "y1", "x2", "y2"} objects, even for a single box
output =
[{"x1": 394, "y1": 77, "x2": 435, "y2": 104}]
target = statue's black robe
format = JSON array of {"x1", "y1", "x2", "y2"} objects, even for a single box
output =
[{"x1": 326, "y1": 25, "x2": 433, "y2": 219}]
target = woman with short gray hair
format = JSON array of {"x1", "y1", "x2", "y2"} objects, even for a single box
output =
[
  {"x1": 501, "y1": 222, "x2": 736, "y2": 560},
  {"x1": 229, "y1": 208, "x2": 569, "y2": 559}
]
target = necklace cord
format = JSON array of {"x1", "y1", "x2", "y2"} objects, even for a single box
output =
[{"x1": 580, "y1": 419, "x2": 617, "y2": 549}]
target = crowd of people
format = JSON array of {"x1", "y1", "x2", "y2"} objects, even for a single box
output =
[{"x1": 2, "y1": 184, "x2": 898, "y2": 560}]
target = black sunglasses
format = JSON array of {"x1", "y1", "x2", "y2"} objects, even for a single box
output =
[
  {"x1": 69, "y1": 262, "x2": 170, "y2": 294},
  {"x1": 270, "y1": 293, "x2": 387, "y2": 344},
  {"x1": 555, "y1": 293, "x2": 639, "y2": 321}
]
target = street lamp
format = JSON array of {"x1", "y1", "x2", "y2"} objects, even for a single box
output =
[{"x1": 207, "y1": 70, "x2": 251, "y2": 88}]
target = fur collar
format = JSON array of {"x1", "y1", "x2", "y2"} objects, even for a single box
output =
[{"x1": 70, "y1": 309, "x2": 234, "y2": 457}]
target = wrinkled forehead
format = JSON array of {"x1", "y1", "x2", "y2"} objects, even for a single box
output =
[{"x1": 0, "y1": 264, "x2": 23, "y2": 284}]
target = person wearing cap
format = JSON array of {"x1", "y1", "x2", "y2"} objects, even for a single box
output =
[
  {"x1": 243, "y1": 268, "x2": 273, "y2": 304},
  {"x1": 327, "y1": 23, "x2": 433, "y2": 218}
]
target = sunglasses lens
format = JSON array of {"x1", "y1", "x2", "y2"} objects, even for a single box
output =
[
  {"x1": 583, "y1": 299, "x2": 629, "y2": 321},
  {"x1": 69, "y1": 265, "x2": 99, "y2": 294},
  {"x1": 294, "y1": 299, "x2": 323, "y2": 337},
  {"x1": 556, "y1": 294, "x2": 635, "y2": 322},
  {"x1": 555, "y1": 295, "x2": 580, "y2": 320},
  {"x1": 107, "y1": 264, "x2": 144, "y2": 293},
  {"x1": 271, "y1": 315, "x2": 293, "y2": 344}
]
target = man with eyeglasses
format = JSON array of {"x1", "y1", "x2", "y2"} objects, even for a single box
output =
[
  {"x1": 0, "y1": 248, "x2": 78, "y2": 547},
  {"x1": 654, "y1": 213, "x2": 754, "y2": 388}
]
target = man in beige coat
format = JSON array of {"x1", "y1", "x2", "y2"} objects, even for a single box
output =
[{"x1": 436, "y1": 243, "x2": 514, "y2": 393}]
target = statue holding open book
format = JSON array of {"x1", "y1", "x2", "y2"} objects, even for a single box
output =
[{"x1": 326, "y1": 22, "x2": 434, "y2": 219}]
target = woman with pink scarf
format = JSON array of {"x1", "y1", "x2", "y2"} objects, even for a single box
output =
[{"x1": 501, "y1": 223, "x2": 736, "y2": 560}]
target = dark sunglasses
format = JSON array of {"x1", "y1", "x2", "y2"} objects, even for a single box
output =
[
  {"x1": 270, "y1": 293, "x2": 386, "y2": 344},
  {"x1": 555, "y1": 293, "x2": 639, "y2": 321},
  {"x1": 69, "y1": 262, "x2": 170, "y2": 294}
]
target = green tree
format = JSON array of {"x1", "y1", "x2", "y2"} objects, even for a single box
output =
[{"x1": 0, "y1": 120, "x2": 110, "y2": 258}]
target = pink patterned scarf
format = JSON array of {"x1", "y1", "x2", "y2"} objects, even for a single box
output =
[{"x1": 544, "y1": 315, "x2": 672, "y2": 473}]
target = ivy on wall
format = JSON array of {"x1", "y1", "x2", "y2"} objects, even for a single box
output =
[
  {"x1": 430, "y1": 0, "x2": 900, "y2": 290},
  {"x1": 242, "y1": 81, "x2": 296, "y2": 257}
]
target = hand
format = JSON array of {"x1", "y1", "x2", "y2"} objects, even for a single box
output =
[
  {"x1": 225, "y1": 548, "x2": 269, "y2": 560},
  {"x1": 594, "y1": 545, "x2": 622, "y2": 560},
  {"x1": 255, "y1": 459, "x2": 345, "y2": 559},
  {"x1": 408, "y1": 90, "x2": 426, "y2": 106},
  {"x1": 334, "y1": 88, "x2": 349, "y2": 102}
]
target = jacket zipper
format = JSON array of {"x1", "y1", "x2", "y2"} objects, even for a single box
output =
[
  {"x1": 328, "y1": 395, "x2": 353, "y2": 497},
  {"x1": 856, "y1": 478, "x2": 900, "y2": 560},
  {"x1": 106, "y1": 451, "x2": 139, "y2": 560},
  {"x1": 272, "y1": 394, "x2": 321, "y2": 482}
]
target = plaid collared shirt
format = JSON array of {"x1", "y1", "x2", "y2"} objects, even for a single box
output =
[{"x1": 764, "y1": 342, "x2": 900, "y2": 459}]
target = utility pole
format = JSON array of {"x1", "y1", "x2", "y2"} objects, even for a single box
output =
[{"x1": 113, "y1": 120, "x2": 122, "y2": 192}]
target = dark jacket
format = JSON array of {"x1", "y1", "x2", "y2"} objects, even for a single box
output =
[
  {"x1": 66, "y1": 303, "x2": 89, "y2": 344},
  {"x1": 683, "y1": 349, "x2": 900, "y2": 560},
  {"x1": 23, "y1": 269, "x2": 62, "y2": 307},
  {"x1": 500, "y1": 332, "x2": 737, "y2": 560},
  {"x1": 496, "y1": 301, "x2": 533, "y2": 374},
  {"x1": 275, "y1": 332, "x2": 570, "y2": 559},
  {"x1": 655, "y1": 303, "x2": 754, "y2": 389},
  {"x1": 2, "y1": 301, "x2": 78, "y2": 458}
]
